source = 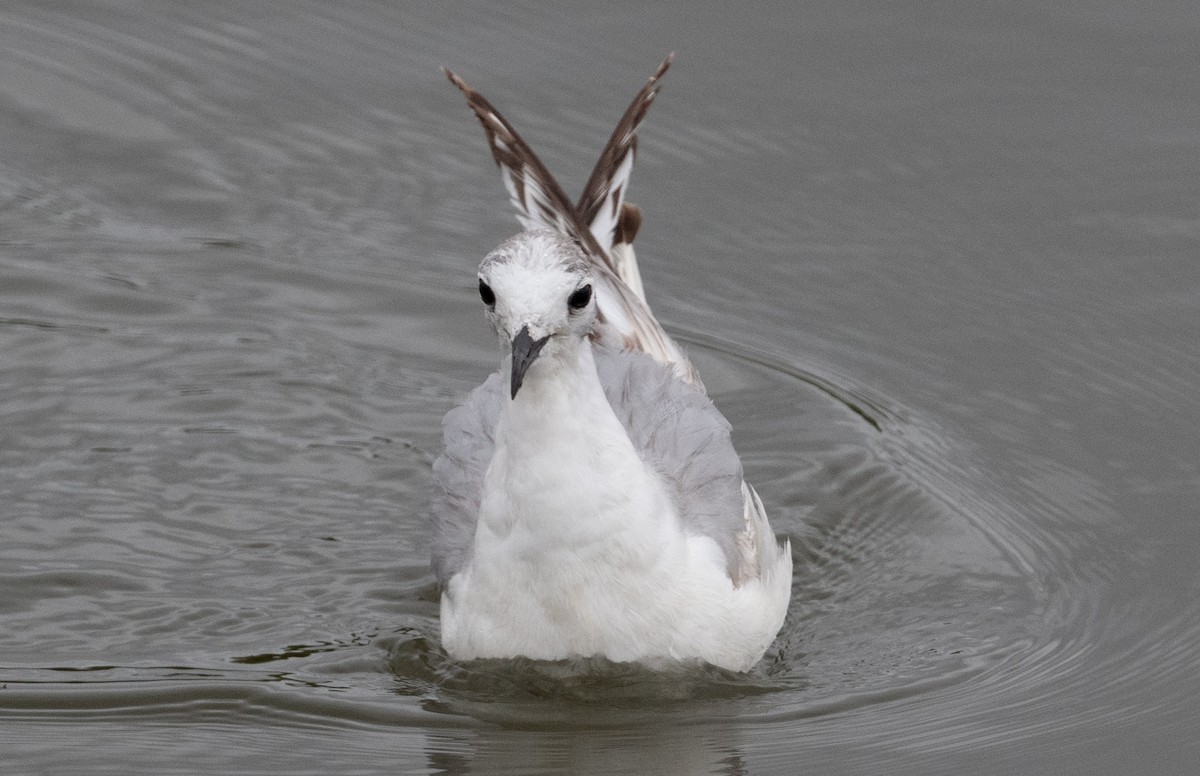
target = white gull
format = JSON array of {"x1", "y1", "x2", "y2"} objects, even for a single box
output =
[{"x1": 433, "y1": 55, "x2": 792, "y2": 672}]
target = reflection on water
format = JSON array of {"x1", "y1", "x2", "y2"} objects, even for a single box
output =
[
  {"x1": 426, "y1": 724, "x2": 751, "y2": 776},
  {"x1": 2, "y1": 1, "x2": 1200, "y2": 774}
]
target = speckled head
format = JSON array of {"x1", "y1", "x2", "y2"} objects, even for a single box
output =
[{"x1": 476, "y1": 229, "x2": 597, "y2": 398}]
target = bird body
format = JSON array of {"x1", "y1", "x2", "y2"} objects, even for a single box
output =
[{"x1": 434, "y1": 57, "x2": 791, "y2": 672}]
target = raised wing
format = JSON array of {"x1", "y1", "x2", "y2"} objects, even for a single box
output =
[
  {"x1": 445, "y1": 58, "x2": 702, "y2": 387},
  {"x1": 576, "y1": 54, "x2": 672, "y2": 267},
  {"x1": 442, "y1": 68, "x2": 599, "y2": 260},
  {"x1": 573, "y1": 54, "x2": 673, "y2": 306}
]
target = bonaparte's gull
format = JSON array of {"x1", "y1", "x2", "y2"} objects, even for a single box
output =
[{"x1": 434, "y1": 55, "x2": 792, "y2": 672}]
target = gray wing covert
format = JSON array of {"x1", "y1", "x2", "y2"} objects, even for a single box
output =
[
  {"x1": 431, "y1": 372, "x2": 503, "y2": 586},
  {"x1": 593, "y1": 345, "x2": 749, "y2": 580}
]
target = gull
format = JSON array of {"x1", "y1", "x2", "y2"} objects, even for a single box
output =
[{"x1": 433, "y1": 55, "x2": 792, "y2": 672}]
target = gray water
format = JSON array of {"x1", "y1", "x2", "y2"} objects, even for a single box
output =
[{"x1": 2, "y1": 2, "x2": 1198, "y2": 774}]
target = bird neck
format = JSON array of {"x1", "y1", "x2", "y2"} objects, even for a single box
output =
[
  {"x1": 482, "y1": 341, "x2": 672, "y2": 542},
  {"x1": 503, "y1": 339, "x2": 604, "y2": 424}
]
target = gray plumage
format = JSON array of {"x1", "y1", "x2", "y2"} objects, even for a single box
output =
[{"x1": 431, "y1": 343, "x2": 747, "y2": 587}]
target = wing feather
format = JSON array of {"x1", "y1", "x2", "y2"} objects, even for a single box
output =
[
  {"x1": 576, "y1": 54, "x2": 672, "y2": 264},
  {"x1": 442, "y1": 68, "x2": 608, "y2": 267},
  {"x1": 445, "y1": 59, "x2": 702, "y2": 387}
]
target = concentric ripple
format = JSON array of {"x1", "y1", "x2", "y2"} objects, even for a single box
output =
[{"x1": 3, "y1": 3, "x2": 1199, "y2": 774}]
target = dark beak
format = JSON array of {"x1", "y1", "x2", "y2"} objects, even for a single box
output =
[{"x1": 510, "y1": 325, "x2": 549, "y2": 399}]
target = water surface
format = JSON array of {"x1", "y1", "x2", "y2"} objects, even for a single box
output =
[{"x1": 2, "y1": 2, "x2": 1199, "y2": 773}]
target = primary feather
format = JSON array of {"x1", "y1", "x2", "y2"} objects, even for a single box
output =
[{"x1": 443, "y1": 56, "x2": 700, "y2": 386}]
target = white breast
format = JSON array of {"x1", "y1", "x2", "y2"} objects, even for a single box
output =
[{"x1": 439, "y1": 346, "x2": 792, "y2": 671}]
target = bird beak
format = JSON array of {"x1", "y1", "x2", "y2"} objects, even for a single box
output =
[{"x1": 510, "y1": 325, "x2": 549, "y2": 399}]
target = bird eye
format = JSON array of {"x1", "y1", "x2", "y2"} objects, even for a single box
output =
[
  {"x1": 478, "y1": 279, "x2": 495, "y2": 307},
  {"x1": 567, "y1": 284, "x2": 592, "y2": 311}
]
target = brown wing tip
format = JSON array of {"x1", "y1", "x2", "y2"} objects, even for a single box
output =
[
  {"x1": 442, "y1": 67, "x2": 473, "y2": 95},
  {"x1": 447, "y1": 54, "x2": 671, "y2": 97},
  {"x1": 654, "y1": 52, "x2": 675, "y2": 81},
  {"x1": 442, "y1": 67, "x2": 502, "y2": 145},
  {"x1": 642, "y1": 53, "x2": 674, "y2": 101},
  {"x1": 614, "y1": 202, "x2": 643, "y2": 246}
]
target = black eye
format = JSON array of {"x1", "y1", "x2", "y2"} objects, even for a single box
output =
[
  {"x1": 478, "y1": 279, "x2": 495, "y2": 307},
  {"x1": 567, "y1": 284, "x2": 592, "y2": 311}
]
